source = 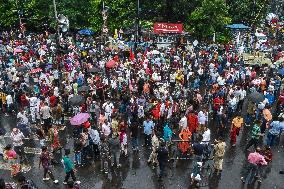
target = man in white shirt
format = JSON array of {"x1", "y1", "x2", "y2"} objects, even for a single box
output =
[
  {"x1": 201, "y1": 127, "x2": 211, "y2": 145},
  {"x1": 17, "y1": 110, "x2": 29, "y2": 125},
  {"x1": 179, "y1": 115, "x2": 188, "y2": 130},
  {"x1": 103, "y1": 101, "x2": 114, "y2": 122},
  {"x1": 29, "y1": 95, "x2": 38, "y2": 123},
  {"x1": 11, "y1": 128, "x2": 26, "y2": 163},
  {"x1": 6, "y1": 94, "x2": 13, "y2": 114},
  {"x1": 101, "y1": 120, "x2": 111, "y2": 137},
  {"x1": 40, "y1": 103, "x2": 51, "y2": 134}
]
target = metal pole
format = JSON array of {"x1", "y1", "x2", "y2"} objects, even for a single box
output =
[
  {"x1": 15, "y1": 0, "x2": 24, "y2": 35},
  {"x1": 135, "y1": 0, "x2": 140, "y2": 54}
]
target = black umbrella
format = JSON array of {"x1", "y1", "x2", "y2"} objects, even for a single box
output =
[
  {"x1": 247, "y1": 91, "x2": 264, "y2": 103},
  {"x1": 78, "y1": 86, "x2": 90, "y2": 92},
  {"x1": 69, "y1": 95, "x2": 84, "y2": 106},
  {"x1": 16, "y1": 66, "x2": 29, "y2": 72},
  {"x1": 88, "y1": 67, "x2": 101, "y2": 73}
]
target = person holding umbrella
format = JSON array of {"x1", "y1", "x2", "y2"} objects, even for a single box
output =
[{"x1": 241, "y1": 147, "x2": 267, "y2": 183}]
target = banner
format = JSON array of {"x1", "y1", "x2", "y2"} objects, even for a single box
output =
[{"x1": 154, "y1": 23, "x2": 183, "y2": 34}]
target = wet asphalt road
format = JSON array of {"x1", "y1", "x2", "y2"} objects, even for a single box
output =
[{"x1": 1, "y1": 114, "x2": 284, "y2": 189}]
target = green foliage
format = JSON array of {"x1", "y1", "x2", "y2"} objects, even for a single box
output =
[
  {"x1": 227, "y1": 0, "x2": 270, "y2": 26},
  {"x1": 188, "y1": 0, "x2": 231, "y2": 39},
  {"x1": 0, "y1": 0, "x2": 271, "y2": 39}
]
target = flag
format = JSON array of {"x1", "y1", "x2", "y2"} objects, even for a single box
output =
[
  {"x1": 129, "y1": 48, "x2": 135, "y2": 61},
  {"x1": 143, "y1": 47, "x2": 148, "y2": 60},
  {"x1": 114, "y1": 54, "x2": 119, "y2": 62},
  {"x1": 114, "y1": 29, "x2": 118, "y2": 39}
]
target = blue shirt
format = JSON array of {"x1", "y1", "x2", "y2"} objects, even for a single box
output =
[
  {"x1": 143, "y1": 120, "x2": 154, "y2": 135},
  {"x1": 163, "y1": 125, "x2": 172, "y2": 142},
  {"x1": 269, "y1": 121, "x2": 284, "y2": 135}
]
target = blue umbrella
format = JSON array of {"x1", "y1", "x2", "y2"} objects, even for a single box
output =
[{"x1": 78, "y1": 29, "x2": 95, "y2": 36}]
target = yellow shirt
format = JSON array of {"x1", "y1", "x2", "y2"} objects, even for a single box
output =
[
  {"x1": 0, "y1": 92, "x2": 7, "y2": 104},
  {"x1": 232, "y1": 117, "x2": 243, "y2": 128}
]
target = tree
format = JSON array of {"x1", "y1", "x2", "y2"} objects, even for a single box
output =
[
  {"x1": 188, "y1": 0, "x2": 231, "y2": 39},
  {"x1": 227, "y1": 0, "x2": 270, "y2": 27}
]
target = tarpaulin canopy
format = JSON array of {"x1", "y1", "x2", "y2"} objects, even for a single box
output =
[
  {"x1": 225, "y1": 24, "x2": 251, "y2": 30},
  {"x1": 78, "y1": 29, "x2": 95, "y2": 36}
]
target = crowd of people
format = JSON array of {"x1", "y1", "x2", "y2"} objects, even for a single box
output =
[{"x1": 0, "y1": 28, "x2": 283, "y2": 188}]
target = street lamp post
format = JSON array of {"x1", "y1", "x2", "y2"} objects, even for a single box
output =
[{"x1": 135, "y1": 0, "x2": 140, "y2": 54}]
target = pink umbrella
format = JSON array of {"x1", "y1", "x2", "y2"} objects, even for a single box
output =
[
  {"x1": 70, "y1": 113, "x2": 90, "y2": 126},
  {"x1": 14, "y1": 48, "x2": 23, "y2": 54},
  {"x1": 106, "y1": 60, "x2": 116, "y2": 68},
  {"x1": 248, "y1": 152, "x2": 267, "y2": 165}
]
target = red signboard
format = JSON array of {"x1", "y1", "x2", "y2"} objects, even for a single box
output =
[{"x1": 154, "y1": 23, "x2": 183, "y2": 34}]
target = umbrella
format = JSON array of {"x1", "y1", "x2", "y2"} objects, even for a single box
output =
[
  {"x1": 69, "y1": 95, "x2": 84, "y2": 106},
  {"x1": 14, "y1": 48, "x2": 24, "y2": 54},
  {"x1": 106, "y1": 60, "x2": 116, "y2": 68},
  {"x1": 78, "y1": 29, "x2": 95, "y2": 36},
  {"x1": 16, "y1": 66, "x2": 29, "y2": 72},
  {"x1": 247, "y1": 91, "x2": 264, "y2": 103},
  {"x1": 88, "y1": 67, "x2": 100, "y2": 73},
  {"x1": 248, "y1": 152, "x2": 267, "y2": 165},
  {"x1": 30, "y1": 68, "x2": 42, "y2": 74},
  {"x1": 152, "y1": 50, "x2": 160, "y2": 55},
  {"x1": 78, "y1": 86, "x2": 90, "y2": 92},
  {"x1": 70, "y1": 113, "x2": 90, "y2": 126}
]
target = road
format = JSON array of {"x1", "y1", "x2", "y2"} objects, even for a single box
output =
[{"x1": 1, "y1": 114, "x2": 284, "y2": 189}]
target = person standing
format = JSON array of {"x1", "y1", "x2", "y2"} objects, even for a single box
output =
[
  {"x1": 143, "y1": 117, "x2": 154, "y2": 147},
  {"x1": 266, "y1": 117, "x2": 284, "y2": 147},
  {"x1": 245, "y1": 120, "x2": 261, "y2": 151},
  {"x1": 62, "y1": 149, "x2": 80, "y2": 185},
  {"x1": 40, "y1": 103, "x2": 52, "y2": 135},
  {"x1": 157, "y1": 139, "x2": 168, "y2": 180},
  {"x1": 39, "y1": 146, "x2": 59, "y2": 184},
  {"x1": 213, "y1": 138, "x2": 226, "y2": 175}
]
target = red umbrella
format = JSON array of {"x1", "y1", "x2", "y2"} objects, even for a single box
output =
[
  {"x1": 30, "y1": 68, "x2": 42, "y2": 74},
  {"x1": 106, "y1": 60, "x2": 116, "y2": 68}
]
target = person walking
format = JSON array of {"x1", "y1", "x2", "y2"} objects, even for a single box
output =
[
  {"x1": 157, "y1": 139, "x2": 168, "y2": 180},
  {"x1": 130, "y1": 122, "x2": 139, "y2": 152},
  {"x1": 245, "y1": 120, "x2": 261, "y2": 151},
  {"x1": 230, "y1": 115, "x2": 244, "y2": 147},
  {"x1": 143, "y1": 117, "x2": 155, "y2": 147},
  {"x1": 213, "y1": 138, "x2": 226, "y2": 175},
  {"x1": 241, "y1": 147, "x2": 267, "y2": 183},
  {"x1": 148, "y1": 132, "x2": 160, "y2": 169},
  {"x1": 119, "y1": 128, "x2": 128, "y2": 156},
  {"x1": 39, "y1": 146, "x2": 59, "y2": 184},
  {"x1": 62, "y1": 149, "x2": 80, "y2": 185}
]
